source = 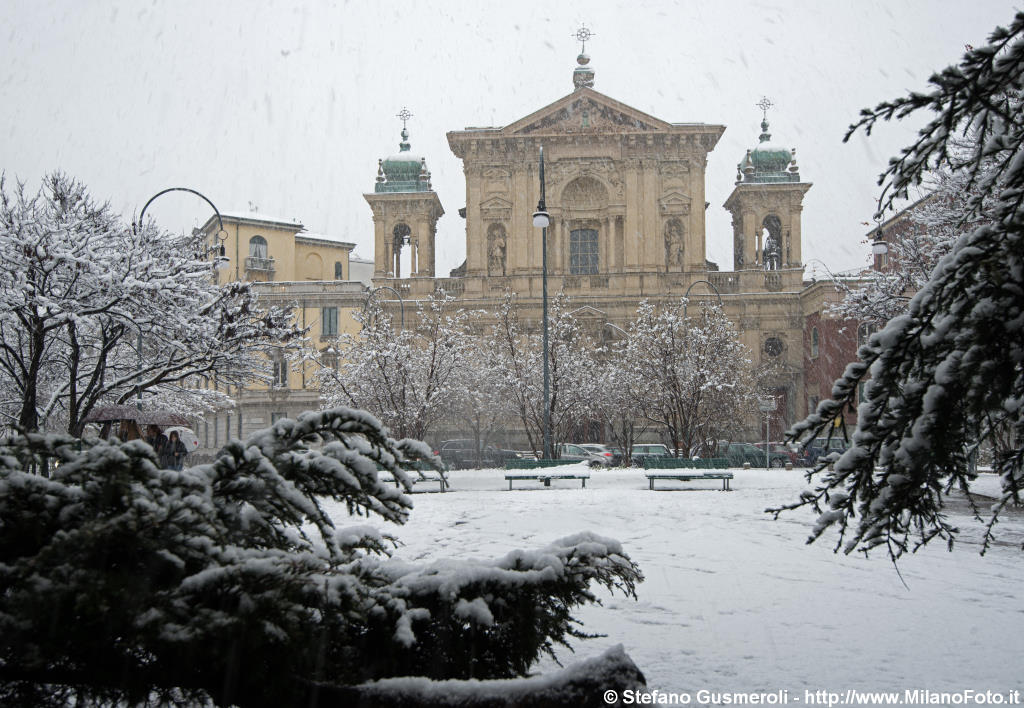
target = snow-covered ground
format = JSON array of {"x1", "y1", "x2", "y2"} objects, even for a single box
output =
[{"x1": 327, "y1": 464, "x2": 1024, "y2": 696}]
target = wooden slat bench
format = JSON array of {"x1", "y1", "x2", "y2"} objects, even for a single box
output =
[
  {"x1": 505, "y1": 472, "x2": 590, "y2": 490},
  {"x1": 505, "y1": 459, "x2": 573, "y2": 470},
  {"x1": 644, "y1": 472, "x2": 734, "y2": 491},
  {"x1": 643, "y1": 457, "x2": 730, "y2": 470},
  {"x1": 380, "y1": 471, "x2": 449, "y2": 493}
]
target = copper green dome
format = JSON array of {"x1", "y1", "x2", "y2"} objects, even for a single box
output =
[
  {"x1": 375, "y1": 127, "x2": 432, "y2": 193},
  {"x1": 737, "y1": 118, "x2": 800, "y2": 184}
]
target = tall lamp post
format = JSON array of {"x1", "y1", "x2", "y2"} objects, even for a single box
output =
[
  {"x1": 363, "y1": 285, "x2": 406, "y2": 330},
  {"x1": 871, "y1": 213, "x2": 888, "y2": 269},
  {"x1": 133, "y1": 188, "x2": 226, "y2": 409},
  {"x1": 533, "y1": 147, "x2": 552, "y2": 460}
]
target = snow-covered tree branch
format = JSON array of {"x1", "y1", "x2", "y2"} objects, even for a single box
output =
[
  {"x1": 0, "y1": 408, "x2": 643, "y2": 706},
  {"x1": 0, "y1": 173, "x2": 304, "y2": 436},
  {"x1": 319, "y1": 291, "x2": 474, "y2": 442},
  {"x1": 776, "y1": 12, "x2": 1024, "y2": 559}
]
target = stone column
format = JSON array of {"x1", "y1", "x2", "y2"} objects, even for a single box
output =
[{"x1": 603, "y1": 215, "x2": 612, "y2": 273}]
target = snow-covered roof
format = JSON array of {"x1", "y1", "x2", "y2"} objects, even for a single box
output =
[
  {"x1": 295, "y1": 233, "x2": 355, "y2": 250},
  {"x1": 219, "y1": 211, "x2": 302, "y2": 225},
  {"x1": 203, "y1": 211, "x2": 304, "y2": 232}
]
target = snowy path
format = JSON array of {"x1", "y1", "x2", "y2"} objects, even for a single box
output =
[{"x1": 327, "y1": 466, "x2": 1024, "y2": 695}]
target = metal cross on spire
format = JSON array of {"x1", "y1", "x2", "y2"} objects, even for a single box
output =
[
  {"x1": 573, "y1": 24, "x2": 595, "y2": 53},
  {"x1": 396, "y1": 107, "x2": 413, "y2": 130},
  {"x1": 756, "y1": 96, "x2": 773, "y2": 121}
]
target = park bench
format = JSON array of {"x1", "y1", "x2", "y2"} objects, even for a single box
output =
[
  {"x1": 379, "y1": 460, "x2": 450, "y2": 493},
  {"x1": 504, "y1": 472, "x2": 590, "y2": 490},
  {"x1": 644, "y1": 472, "x2": 734, "y2": 491},
  {"x1": 643, "y1": 457, "x2": 730, "y2": 470},
  {"x1": 379, "y1": 471, "x2": 449, "y2": 493},
  {"x1": 505, "y1": 459, "x2": 571, "y2": 470}
]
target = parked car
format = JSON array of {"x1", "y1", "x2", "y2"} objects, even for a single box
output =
[
  {"x1": 630, "y1": 443, "x2": 672, "y2": 467},
  {"x1": 437, "y1": 439, "x2": 521, "y2": 469},
  {"x1": 800, "y1": 437, "x2": 850, "y2": 466},
  {"x1": 717, "y1": 442, "x2": 790, "y2": 468},
  {"x1": 556, "y1": 443, "x2": 607, "y2": 467},
  {"x1": 753, "y1": 442, "x2": 800, "y2": 467},
  {"x1": 578, "y1": 443, "x2": 616, "y2": 467}
]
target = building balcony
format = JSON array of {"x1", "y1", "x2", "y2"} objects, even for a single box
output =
[{"x1": 245, "y1": 256, "x2": 276, "y2": 273}]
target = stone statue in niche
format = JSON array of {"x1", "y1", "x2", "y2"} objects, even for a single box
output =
[
  {"x1": 664, "y1": 218, "x2": 685, "y2": 271},
  {"x1": 487, "y1": 223, "x2": 507, "y2": 276}
]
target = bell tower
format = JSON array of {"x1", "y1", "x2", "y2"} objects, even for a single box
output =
[
  {"x1": 364, "y1": 108, "x2": 444, "y2": 279},
  {"x1": 723, "y1": 98, "x2": 810, "y2": 272}
]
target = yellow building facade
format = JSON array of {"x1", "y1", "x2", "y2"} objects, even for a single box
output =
[
  {"x1": 367, "y1": 54, "x2": 817, "y2": 438},
  {"x1": 197, "y1": 212, "x2": 366, "y2": 453}
]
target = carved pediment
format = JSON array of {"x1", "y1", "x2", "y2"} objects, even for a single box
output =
[
  {"x1": 659, "y1": 191, "x2": 692, "y2": 214},
  {"x1": 567, "y1": 305, "x2": 608, "y2": 320},
  {"x1": 504, "y1": 88, "x2": 672, "y2": 135},
  {"x1": 482, "y1": 167, "x2": 511, "y2": 179},
  {"x1": 480, "y1": 195, "x2": 513, "y2": 211}
]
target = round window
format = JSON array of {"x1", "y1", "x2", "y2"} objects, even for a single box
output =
[{"x1": 764, "y1": 336, "x2": 783, "y2": 357}]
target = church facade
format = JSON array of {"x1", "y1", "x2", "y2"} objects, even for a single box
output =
[{"x1": 365, "y1": 52, "x2": 825, "y2": 437}]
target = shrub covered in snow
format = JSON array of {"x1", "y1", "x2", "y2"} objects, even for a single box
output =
[{"x1": 0, "y1": 407, "x2": 643, "y2": 706}]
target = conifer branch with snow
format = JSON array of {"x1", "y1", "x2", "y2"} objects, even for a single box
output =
[
  {"x1": 775, "y1": 12, "x2": 1024, "y2": 559},
  {"x1": 0, "y1": 408, "x2": 643, "y2": 706}
]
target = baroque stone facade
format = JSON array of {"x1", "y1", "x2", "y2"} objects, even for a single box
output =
[{"x1": 369, "y1": 56, "x2": 824, "y2": 437}]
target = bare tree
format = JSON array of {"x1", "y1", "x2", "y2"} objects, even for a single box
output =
[
  {"x1": 320, "y1": 291, "x2": 474, "y2": 442},
  {"x1": 629, "y1": 299, "x2": 755, "y2": 457},
  {"x1": 0, "y1": 173, "x2": 301, "y2": 435},
  {"x1": 489, "y1": 292, "x2": 599, "y2": 458}
]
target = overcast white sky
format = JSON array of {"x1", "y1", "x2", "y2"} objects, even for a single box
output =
[{"x1": 2, "y1": 0, "x2": 1020, "y2": 276}]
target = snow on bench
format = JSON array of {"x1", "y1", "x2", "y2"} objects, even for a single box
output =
[
  {"x1": 644, "y1": 472, "x2": 734, "y2": 491},
  {"x1": 380, "y1": 471, "x2": 450, "y2": 493},
  {"x1": 504, "y1": 472, "x2": 590, "y2": 490}
]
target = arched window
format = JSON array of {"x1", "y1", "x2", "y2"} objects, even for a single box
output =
[
  {"x1": 570, "y1": 229, "x2": 599, "y2": 274},
  {"x1": 762, "y1": 215, "x2": 782, "y2": 270},
  {"x1": 392, "y1": 223, "x2": 412, "y2": 277},
  {"x1": 249, "y1": 235, "x2": 268, "y2": 259},
  {"x1": 810, "y1": 327, "x2": 820, "y2": 358}
]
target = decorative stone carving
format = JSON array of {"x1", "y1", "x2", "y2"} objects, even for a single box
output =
[
  {"x1": 487, "y1": 223, "x2": 507, "y2": 277},
  {"x1": 549, "y1": 158, "x2": 624, "y2": 201},
  {"x1": 763, "y1": 336, "x2": 784, "y2": 358},
  {"x1": 659, "y1": 191, "x2": 691, "y2": 215},
  {"x1": 664, "y1": 218, "x2": 685, "y2": 272},
  {"x1": 515, "y1": 96, "x2": 659, "y2": 135},
  {"x1": 480, "y1": 195, "x2": 513, "y2": 220},
  {"x1": 560, "y1": 176, "x2": 609, "y2": 210},
  {"x1": 659, "y1": 162, "x2": 690, "y2": 178}
]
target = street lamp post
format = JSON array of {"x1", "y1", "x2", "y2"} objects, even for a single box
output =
[
  {"x1": 871, "y1": 213, "x2": 889, "y2": 269},
  {"x1": 133, "y1": 188, "x2": 226, "y2": 409},
  {"x1": 533, "y1": 146, "x2": 552, "y2": 460},
  {"x1": 363, "y1": 285, "x2": 406, "y2": 330},
  {"x1": 682, "y1": 279, "x2": 724, "y2": 323}
]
